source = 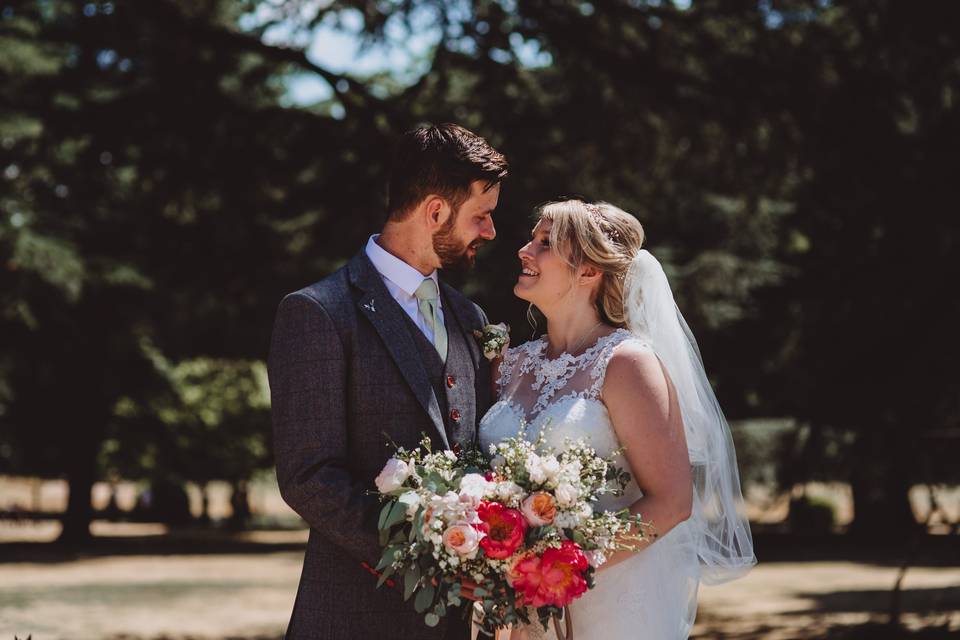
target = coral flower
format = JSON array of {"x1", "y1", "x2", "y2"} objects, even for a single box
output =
[
  {"x1": 507, "y1": 541, "x2": 589, "y2": 608},
  {"x1": 521, "y1": 492, "x2": 557, "y2": 527},
  {"x1": 476, "y1": 501, "x2": 527, "y2": 559}
]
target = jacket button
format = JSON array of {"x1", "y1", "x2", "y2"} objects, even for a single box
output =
[
  {"x1": 450, "y1": 408, "x2": 461, "y2": 422},
  {"x1": 446, "y1": 375, "x2": 456, "y2": 388}
]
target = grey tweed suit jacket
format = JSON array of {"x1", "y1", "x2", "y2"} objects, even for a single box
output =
[{"x1": 268, "y1": 250, "x2": 493, "y2": 640}]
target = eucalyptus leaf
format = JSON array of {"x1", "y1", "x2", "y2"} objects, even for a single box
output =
[
  {"x1": 414, "y1": 582, "x2": 435, "y2": 613},
  {"x1": 376, "y1": 564, "x2": 396, "y2": 588},
  {"x1": 403, "y1": 565, "x2": 420, "y2": 600},
  {"x1": 377, "y1": 501, "x2": 393, "y2": 530},
  {"x1": 383, "y1": 502, "x2": 406, "y2": 530}
]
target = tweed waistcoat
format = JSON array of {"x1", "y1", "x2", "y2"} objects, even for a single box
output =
[{"x1": 398, "y1": 301, "x2": 477, "y2": 450}]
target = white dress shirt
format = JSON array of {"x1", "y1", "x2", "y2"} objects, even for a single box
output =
[{"x1": 365, "y1": 235, "x2": 444, "y2": 344}]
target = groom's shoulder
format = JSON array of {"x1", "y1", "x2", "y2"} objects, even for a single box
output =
[{"x1": 278, "y1": 260, "x2": 354, "y2": 318}]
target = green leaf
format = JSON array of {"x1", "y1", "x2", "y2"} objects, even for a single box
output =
[
  {"x1": 414, "y1": 582, "x2": 435, "y2": 613},
  {"x1": 383, "y1": 502, "x2": 407, "y2": 530},
  {"x1": 403, "y1": 565, "x2": 420, "y2": 600},
  {"x1": 375, "y1": 545, "x2": 396, "y2": 571},
  {"x1": 378, "y1": 501, "x2": 394, "y2": 530},
  {"x1": 424, "y1": 612, "x2": 440, "y2": 627},
  {"x1": 376, "y1": 564, "x2": 396, "y2": 588}
]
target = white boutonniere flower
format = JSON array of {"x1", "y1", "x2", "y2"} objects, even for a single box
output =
[{"x1": 473, "y1": 322, "x2": 510, "y2": 361}]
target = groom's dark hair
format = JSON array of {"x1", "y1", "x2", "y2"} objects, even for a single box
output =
[{"x1": 387, "y1": 123, "x2": 508, "y2": 221}]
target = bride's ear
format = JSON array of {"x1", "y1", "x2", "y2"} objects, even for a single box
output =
[{"x1": 578, "y1": 264, "x2": 603, "y2": 288}]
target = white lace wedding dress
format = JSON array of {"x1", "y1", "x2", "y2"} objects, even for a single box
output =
[{"x1": 478, "y1": 329, "x2": 701, "y2": 640}]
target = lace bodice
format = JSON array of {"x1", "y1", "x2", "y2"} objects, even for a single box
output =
[
  {"x1": 477, "y1": 328, "x2": 702, "y2": 640},
  {"x1": 479, "y1": 328, "x2": 650, "y2": 512}
]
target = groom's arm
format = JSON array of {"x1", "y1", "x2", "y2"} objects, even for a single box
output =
[{"x1": 268, "y1": 291, "x2": 381, "y2": 565}]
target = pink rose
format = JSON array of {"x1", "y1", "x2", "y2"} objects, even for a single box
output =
[
  {"x1": 442, "y1": 523, "x2": 483, "y2": 559},
  {"x1": 521, "y1": 492, "x2": 557, "y2": 527}
]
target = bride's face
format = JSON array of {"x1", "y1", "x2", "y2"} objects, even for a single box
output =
[{"x1": 514, "y1": 219, "x2": 575, "y2": 307}]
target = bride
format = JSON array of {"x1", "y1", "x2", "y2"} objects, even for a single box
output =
[{"x1": 477, "y1": 199, "x2": 756, "y2": 639}]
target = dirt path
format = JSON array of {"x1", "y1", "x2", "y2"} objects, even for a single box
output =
[{"x1": 1, "y1": 551, "x2": 957, "y2": 640}]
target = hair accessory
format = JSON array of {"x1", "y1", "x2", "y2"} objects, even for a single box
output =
[{"x1": 583, "y1": 202, "x2": 623, "y2": 244}]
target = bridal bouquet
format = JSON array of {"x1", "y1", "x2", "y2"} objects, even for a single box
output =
[{"x1": 372, "y1": 431, "x2": 648, "y2": 635}]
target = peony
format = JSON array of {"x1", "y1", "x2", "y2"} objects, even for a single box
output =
[
  {"x1": 554, "y1": 483, "x2": 579, "y2": 508},
  {"x1": 442, "y1": 523, "x2": 483, "y2": 559},
  {"x1": 397, "y1": 490, "x2": 422, "y2": 518},
  {"x1": 375, "y1": 458, "x2": 412, "y2": 493},
  {"x1": 507, "y1": 540, "x2": 589, "y2": 608},
  {"x1": 476, "y1": 501, "x2": 527, "y2": 559},
  {"x1": 520, "y1": 492, "x2": 557, "y2": 527}
]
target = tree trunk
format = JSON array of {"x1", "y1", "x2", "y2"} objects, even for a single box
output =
[
  {"x1": 227, "y1": 480, "x2": 251, "y2": 530},
  {"x1": 199, "y1": 482, "x2": 211, "y2": 524},
  {"x1": 848, "y1": 468, "x2": 920, "y2": 538},
  {"x1": 58, "y1": 455, "x2": 96, "y2": 544}
]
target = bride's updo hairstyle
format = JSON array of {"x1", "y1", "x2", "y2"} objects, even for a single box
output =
[{"x1": 537, "y1": 199, "x2": 645, "y2": 327}]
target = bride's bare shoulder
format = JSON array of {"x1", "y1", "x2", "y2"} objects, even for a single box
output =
[{"x1": 603, "y1": 340, "x2": 669, "y2": 405}]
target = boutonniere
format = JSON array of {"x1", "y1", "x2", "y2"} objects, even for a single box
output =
[{"x1": 473, "y1": 322, "x2": 510, "y2": 361}]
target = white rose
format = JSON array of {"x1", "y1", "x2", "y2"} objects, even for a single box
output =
[
  {"x1": 525, "y1": 453, "x2": 546, "y2": 484},
  {"x1": 442, "y1": 523, "x2": 483, "y2": 559},
  {"x1": 458, "y1": 473, "x2": 491, "y2": 507},
  {"x1": 397, "y1": 491, "x2": 421, "y2": 518},
  {"x1": 375, "y1": 458, "x2": 412, "y2": 493},
  {"x1": 495, "y1": 481, "x2": 524, "y2": 503},
  {"x1": 554, "y1": 483, "x2": 580, "y2": 508},
  {"x1": 540, "y1": 455, "x2": 561, "y2": 482}
]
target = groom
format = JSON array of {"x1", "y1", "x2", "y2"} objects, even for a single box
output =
[{"x1": 268, "y1": 123, "x2": 508, "y2": 640}]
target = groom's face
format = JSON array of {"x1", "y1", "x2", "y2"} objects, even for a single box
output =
[{"x1": 433, "y1": 180, "x2": 500, "y2": 270}]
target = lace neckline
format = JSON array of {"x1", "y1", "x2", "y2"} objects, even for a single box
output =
[
  {"x1": 532, "y1": 327, "x2": 630, "y2": 365},
  {"x1": 516, "y1": 328, "x2": 632, "y2": 416}
]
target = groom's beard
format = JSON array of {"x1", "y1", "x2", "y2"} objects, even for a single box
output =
[{"x1": 433, "y1": 213, "x2": 482, "y2": 271}]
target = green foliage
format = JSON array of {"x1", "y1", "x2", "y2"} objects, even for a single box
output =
[{"x1": 1, "y1": 0, "x2": 957, "y2": 541}]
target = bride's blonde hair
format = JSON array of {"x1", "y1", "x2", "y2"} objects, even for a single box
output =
[{"x1": 536, "y1": 199, "x2": 645, "y2": 327}]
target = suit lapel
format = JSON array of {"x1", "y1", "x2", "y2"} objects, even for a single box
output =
[
  {"x1": 440, "y1": 281, "x2": 482, "y2": 369},
  {"x1": 348, "y1": 252, "x2": 449, "y2": 449}
]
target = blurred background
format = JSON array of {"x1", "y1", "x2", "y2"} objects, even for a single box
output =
[{"x1": 1, "y1": 0, "x2": 958, "y2": 638}]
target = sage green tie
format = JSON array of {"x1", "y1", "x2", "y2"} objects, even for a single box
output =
[{"x1": 414, "y1": 277, "x2": 447, "y2": 362}]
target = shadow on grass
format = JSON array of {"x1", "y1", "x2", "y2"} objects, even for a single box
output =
[
  {"x1": 2, "y1": 529, "x2": 957, "y2": 567},
  {"x1": 789, "y1": 586, "x2": 960, "y2": 617},
  {"x1": 0, "y1": 527, "x2": 308, "y2": 563},
  {"x1": 821, "y1": 621, "x2": 958, "y2": 639},
  {"x1": 749, "y1": 530, "x2": 960, "y2": 568}
]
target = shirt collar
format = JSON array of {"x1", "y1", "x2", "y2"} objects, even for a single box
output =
[{"x1": 365, "y1": 234, "x2": 439, "y2": 298}]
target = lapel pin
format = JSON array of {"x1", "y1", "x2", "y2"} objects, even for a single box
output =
[{"x1": 363, "y1": 299, "x2": 376, "y2": 313}]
